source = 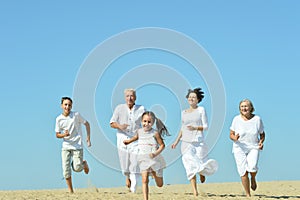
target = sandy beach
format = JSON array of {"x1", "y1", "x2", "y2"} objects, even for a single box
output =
[{"x1": 0, "y1": 181, "x2": 299, "y2": 200}]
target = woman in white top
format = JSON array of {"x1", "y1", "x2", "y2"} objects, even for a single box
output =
[
  {"x1": 230, "y1": 99, "x2": 265, "y2": 197},
  {"x1": 124, "y1": 111, "x2": 169, "y2": 200},
  {"x1": 172, "y1": 88, "x2": 218, "y2": 197}
]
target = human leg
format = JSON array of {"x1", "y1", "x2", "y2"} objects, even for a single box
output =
[
  {"x1": 233, "y1": 148, "x2": 247, "y2": 177},
  {"x1": 152, "y1": 170, "x2": 163, "y2": 187},
  {"x1": 241, "y1": 172, "x2": 251, "y2": 197},
  {"x1": 141, "y1": 171, "x2": 149, "y2": 200},
  {"x1": 247, "y1": 149, "x2": 259, "y2": 191},
  {"x1": 200, "y1": 174, "x2": 206, "y2": 183},
  {"x1": 72, "y1": 149, "x2": 84, "y2": 173},
  {"x1": 125, "y1": 175, "x2": 131, "y2": 188},
  {"x1": 128, "y1": 142, "x2": 139, "y2": 193},
  {"x1": 62, "y1": 149, "x2": 73, "y2": 193},
  {"x1": 190, "y1": 175, "x2": 198, "y2": 197},
  {"x1": 129, "y1": 173, "x2": 138, "y2": 193},
  {"x1": 83, "y1": 160, "x2": 89, "y2": 174},
  {"x1": 117, "y1": 134, "x2": 130, "y2": 187},
  {"x1": 250, "y1": 172, "x2": 257, "y2": 191},
  {"x1": 66, "y1": 176, "x2": 74, "y2": 193}
]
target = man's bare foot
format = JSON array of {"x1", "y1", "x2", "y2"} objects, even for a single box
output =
[
  {"x1": 251, "y1": 177, "x2": 257, "y2": 191},
  {"x1": 83, "y1": 161, "x2": 89, "y2": 174},
  {"x1": 200, "y1": 174, "x2": 206, "y2": 183},
  {"x1": 126, "y1": 177, "x2": 131, "y2": 189}
]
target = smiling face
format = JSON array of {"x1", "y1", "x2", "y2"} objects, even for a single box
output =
[
  {"x1": 187, "y1": 92, "x2": 199, "y2": 107},
  {"x1": 61, "y1": 99, "x2": 72, "y2": 116},
  {"x1": 142, "y1": 114, "x2": 154, "y2": 132},
  {"x1": 239, "y1": 100, "x2": 253, "y2": 117},
  {"x1": 124, "y1": 90, "x2": 136, "y2": 108}
]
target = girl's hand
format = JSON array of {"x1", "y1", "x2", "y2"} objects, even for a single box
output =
[
  {"x1": 149, "y1": 153, "x2": 156, "y2": 158},
  {"x1": 187, "y1": 125, "x2": 196, "y2": 131}
]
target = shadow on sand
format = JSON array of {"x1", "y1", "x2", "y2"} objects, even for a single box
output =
[{"x1": 206, "y1": 193, "x2": 300, "y2": 199}]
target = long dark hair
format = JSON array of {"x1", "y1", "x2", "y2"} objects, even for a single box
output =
[{"x1": 186, "y1": 88, "x2": 204, "y2": 103}]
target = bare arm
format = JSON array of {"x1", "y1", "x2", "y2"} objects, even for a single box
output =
[
  {"x1": 230, "y1": 130, "x2": 240, "y2": 141},
  {"x1": 171, "y1": 130, "x2": 182, "y2": 149},
  {"x1": 187, "y1": 125, "x2": 205, "y2": 131},
  {"x1": 110, "y1": 122, "x2": 129, "y2": 131},
  {"x1": 56, "y1": 130, "x2": 70, "y2": 138},
  {"x1": 150, "y1": 132, "x2": 165, "y2": 158},
  {"x1": 84, "y1": 121, "x2": 91, "y2": 147},
  {"x1": 123, "y1": 134, "x2": 138, "y2": 145},
  {"x1": 259, "y1": 131, "x2": 265, "y2": 150}
]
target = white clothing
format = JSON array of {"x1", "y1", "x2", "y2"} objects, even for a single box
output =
[
  {"x1": 233, "y1": 147, "x2": 259, "y2": 176},
  {"x1": 180, "y1": 107, "x2": 208, "y2": 143},
  {"x1": 116, "y1": 133, "x2": 139, "y2": 174},
  {"x1": 61, "y1": 149, "x2": 83, "y2": 178},
  {"x1": 110, "y1": 103, "x2": 145, "y2": 192},
  {"x1": 230, "y1": 115, "x2": 264, "y2": 176},
  {"x1": 180, "y1": 107, "x2": 218, "y2": 180},
  {"x1": 110, "y1": 104, "x2": 145, "y2": 137},
  {"x1": 55, "y1": 111, "x2": 86, "y2": 150},
  {"x1": 137, "y1": 128, "x2": 166, "y2": 177},
  {"x1": 181, "y1": 141, "x2": 218, "y2": 180}
]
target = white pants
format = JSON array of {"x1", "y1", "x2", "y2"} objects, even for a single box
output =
[
  {"x1": 117, "y1": 133, "x2": 139, "y2": 192},
  {"x1": 61, "y1": 149, "x2": 83, "y2": 178},
  {"x1": 233, "y1": 147, "x2": 259, "y2": 176}
]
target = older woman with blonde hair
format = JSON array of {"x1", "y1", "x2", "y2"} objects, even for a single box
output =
[{"x1": 230, "y1": 99, "x2": 265, "y2": 197}]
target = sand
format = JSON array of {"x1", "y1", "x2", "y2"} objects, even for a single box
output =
[{"x1": 0, "y1": 181, "x2": 299, "y2": 200}]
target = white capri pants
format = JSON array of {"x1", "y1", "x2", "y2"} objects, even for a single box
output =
[
  {"x1": 233, "y1": 147, "x2": 259, "y2": 176},
  {"x1": 61, "y1": 149, "x2": 84, "y2": 178}
]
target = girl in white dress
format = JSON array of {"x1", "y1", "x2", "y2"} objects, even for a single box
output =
[
  {"x1": 230, "y1": 99, "x2": 265, "y2": 197},
  {"x1": 172, "y1": 88, "x2": 218, "y2": 197},
  {"x1": 124, "y1": 111, "x2": 169, "y2": 200}
]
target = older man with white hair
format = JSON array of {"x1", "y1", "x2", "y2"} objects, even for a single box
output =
[{"x1": 110, "y1": 88, "x2": 146, "y2": 193}]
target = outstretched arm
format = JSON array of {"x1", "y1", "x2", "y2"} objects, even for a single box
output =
[
  {"x1": 171, "y1": 130, "x2": 182, "y2": 149},
  {"x1": 150, "y1": 132, "x2": 165, "y2": 158},
  {"x1": 123, "y1": 134, "x2": 138, "y2": 145}
]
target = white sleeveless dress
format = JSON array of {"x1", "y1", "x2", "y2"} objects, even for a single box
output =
[{"x1": 137, "y1": 128, "x2": 166, "y2": 177}]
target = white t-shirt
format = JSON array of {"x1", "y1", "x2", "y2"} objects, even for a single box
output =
[
  {"x1": 230, "y1": 115, "x2": 264, "y2": 151},
  {"x1": 181, "y1": 106, "x2": 208, "y2": 143},
  {"x1": 55, "y1": 111, "x2": 86, "y2": 150},
  {"x1": 110, "y1": 104, "x2": 145, "y2": 137}
]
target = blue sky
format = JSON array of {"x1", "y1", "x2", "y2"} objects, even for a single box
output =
[{"x1": 1, "y1": 1, "x2": 299, "y2": 190}]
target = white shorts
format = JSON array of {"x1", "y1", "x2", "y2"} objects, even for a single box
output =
[{"x1": 233, "y1": 147, "x2": 259, "y2": 176}]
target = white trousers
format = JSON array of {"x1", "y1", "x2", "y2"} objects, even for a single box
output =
[
  {"x1": 233, "y1": 147, "x2": 259, "y2": 176},
  {"x1": 117, "y1": 133, "x2": 139, "y2": 192}
]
